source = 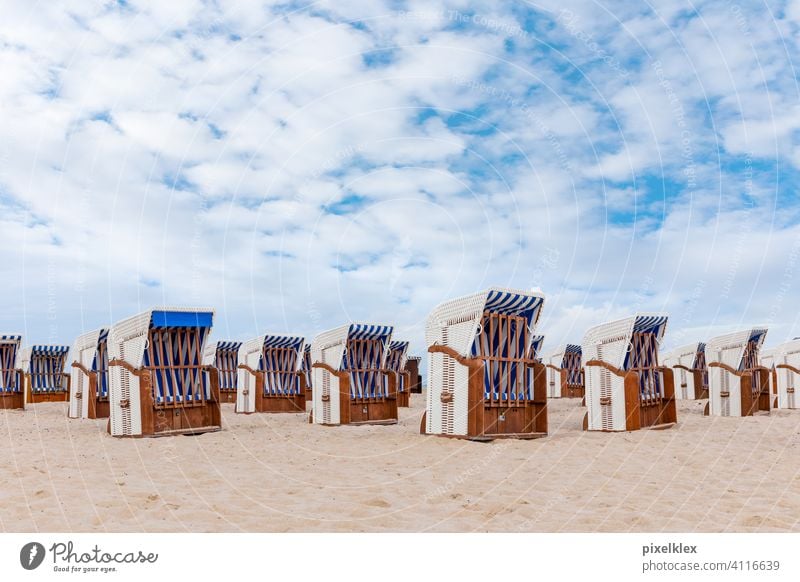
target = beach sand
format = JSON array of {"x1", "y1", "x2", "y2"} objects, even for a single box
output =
[{"x1": 1, "y1": 396, "x2": 798, "y2": 532}]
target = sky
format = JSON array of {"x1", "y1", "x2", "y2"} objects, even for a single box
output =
[{"x1": 1, "y1": 0, "x2": 799, "y2": 358}]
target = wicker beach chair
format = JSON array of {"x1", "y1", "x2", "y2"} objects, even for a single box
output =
[
  {"x1": 203, "y1": 340, "x2": 242, "y2": 404},
  {"x1": 0, "y1": 334, "x2": 24, "y2": 410},
  {"x1": 236, "y1": 334, "x2": 306, "y2": 414},
  {"x1": 20, "y1": 345, "x2": 71, "y2": 404},
  {"x1": 582, "y1": 313, "x2": 676, "y2": 431},
  {"x1": 405, "y1": 356, "x2": 422, "y2": 393},
  {"x1": 663, "y1": 342, "x2": 708, "y2": 400},
  {"x1": 768, "y1": 339, "x2": 800, "y2": 409},
  {"x1": 544, "y1": 344, "x2": 584, "y2": 399},
  {"x1": 310, "y1": 323, "x2": 397, "y2": 426},
  {"x1": 107, "y1": 308, "x2": 221, "y2": 437},
  {"x1": 69, "y1": 328, "x2": 110, "y2": 419},
  {"x1": 704, "y1": 328, "x2": 770, "y2": 417},
  {"x1": 422, "y1": 287, "x2": 547, "y2": 440},
  {"x1": 385, "y1": 340, "x2": 412, "y2": 407}
]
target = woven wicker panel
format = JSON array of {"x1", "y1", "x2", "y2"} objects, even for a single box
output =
[
  {"x1": 69, "y1": 328, "x2": 104, "y2": 419},
  {"x1": 774, "y1": 339, "x2": 800, "y2": 409}
]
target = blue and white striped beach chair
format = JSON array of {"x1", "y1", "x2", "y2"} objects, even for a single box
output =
[
  {"x1": 310, "y1": 323, "x2": 397, "y2": 425},
  {"x1": 0, "y1": 334, "x2": 24, "y2": 409},
  {"x1": 69, "y1": 328, "x2": 110, "y2": 419},
  {"x1": 583, "y1": 313, "x2": 676, "y2": 431},
  {"x1": 236, "y1": 334, "x2": 306, "y2": 413},
  {"x1": 106, "y1": 308, "x2": 220, "y2": 437},
  {"x1": 662, "y1": 342, "x2": 708, "y2": 400},
  {"x1": 544, "y1": 344, "x2": 583, "y2": 399},
  {"x1": 385, "y1": 339, "x2": 412, "y2": 407},
  {"x1": 705, "y1": 328, "x2": 770, "y2": 417},
  {"x1": 203, "y1": 340, "x2": 242, "y2": 404},
  {"x1": 20, "y1": 345, "x2": 71, "y2": 404},
  {"x1": 423, "y1": 287, "x2": 548, "y2": 439}
]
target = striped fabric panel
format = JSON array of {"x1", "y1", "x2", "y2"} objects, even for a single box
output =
[
  {"x1": 214, "y1": 342, "x2": 241, "y2": 392},
  {"x1": 259, "y1": 347, "x2": 300, "y2": 395},
  {"x1": 301, "y1": 345, "x2": 313, "y2": 389},
  {"x1": 0, "y1": 337, "x2": 21, "y2": 393},
  {"x1": 30, "y1": 346, "x2": 70, "y2": 392},
  {"x1": 384, "y1": 341, "x2": 409, "y2": 393},
  {"x1": 262, "y1": 335, "x2": 304, "y2": 350},
  {"x1": 143, "y1": 327, "x2": 210, "y2": 405},
  {"x1": 93, "y1": 331, "x2": 110, "y2": 397},
  {"x1": 484, "y1": 290, "x2": 543, "y2": 317},
  {"x1": 563, "y1": 350, "x2": 583, "y2": 386},
  {"x1": 627, "y1": 332, "x2": 662, "y2": 400},
  {"x1": 632, "y1": 315, "x2": 668, "y2": 335},
  {"x1": 528, "y1": 335, "x2": 544, "y2": 361},
  {"x1": 344, "y1": 339, "x2": 386, "y2": 398},
  {"x1": 347, "y1": 324, "x2": 393, "y2": 341}
]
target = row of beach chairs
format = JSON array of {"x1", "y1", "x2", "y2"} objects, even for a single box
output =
[{"x1": 0, "y1": 287, "x2": 795, "y2": 440}]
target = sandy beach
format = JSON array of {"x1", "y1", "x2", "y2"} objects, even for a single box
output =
[{"x1": 1, "y1": 397, "x2": 798, "y2": 533}]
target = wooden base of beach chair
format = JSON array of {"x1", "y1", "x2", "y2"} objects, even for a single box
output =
[
  {"x1": 347, "y1": 400, "x2": 399, "y2": 424},
  {"x1": 256, "y1": 394, "x2": 307, "y2": 413},
  {"x1": 90, "y1": 399, "x2": 110, "y2": 419},
  {"x1": 219, "y1": 390, "x2": 237, "y2": 404},
  {"x1": 564, "y1": 384, "x2": 584, "y2": 399},
  {"x1": 28, "y1": 391, "x2": 68, "y2": 404},
  {"x1": 397, "y1": 391, "x2": 410, "y2": 407},
  {"x1": 0, "y1": 393, "x2": 25, "y2": 409},
  {"x1": 305, "y1": 389, "x2": 313, "y2": 402}
]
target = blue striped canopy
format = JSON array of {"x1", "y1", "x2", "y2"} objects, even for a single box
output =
[
  {"x1": 388, "y1": 340, "x2": 409, "y2": 351},
  {"x1": 215, "y1": 340, "x2": 243, "y2": 352},
  {"x1": 565, "y1": 344, "x2": 581, "y2": 354},
  {"x1": 348, "y1": 324, "x2": 393, "y2": 341},
  {"x1": 632, "y1": 315, "x2": 668, "y2": 335},
  {"x1": 530, "y1": 335, "x2": 544, "y2": 355},
  {"x1": 31, "y1": 345, "x2": 70, "y2": 356},
  {"x1": 150, "y1": 310, "x2": 213, "y2": 328},
  {"x1": 262, "y1": 335, "x2": 304, "y2": 350},
  {"x1": 0, "y1": 334, "x2": 22, "y2": 342},
  {"x1": 484, "y1": 289, "x2": 543, "y2": 318}
]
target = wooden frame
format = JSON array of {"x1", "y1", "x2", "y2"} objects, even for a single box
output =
[
  {"x1": 423, "y1": 287, "x2": 547, "y2": 440},
  {"x1": 236, "y1": 335, "x2": 307, "y2": 414},
  {"x1": 703, "y1": 362, "x2": 770, "y2": 416},
  {"x1": 0, "y1": 334, "x2": 24, "y2": 410},
  {"x1": 582, "y1": 314, "x2": 676, "y2": 432},
  {"x1": 107, "y1": 308, "x2": 221, "y2": 438},
  {"x1": 310, "y1": 323, "x2": 397, "y2": 426}
]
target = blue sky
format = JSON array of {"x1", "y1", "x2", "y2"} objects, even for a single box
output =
[{"x1": 1, "y1": 0, "x2": 799, "y2": 356}]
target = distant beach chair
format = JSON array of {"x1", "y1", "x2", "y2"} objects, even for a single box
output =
[
  {"x1": 405, "y1": 356, "x2": 422, "y2": 393},
  {"x1": 422, "y1": 287, "x2": 547, "y2": 440},
  {"x1": 704, "y1": 328, "x2": 770, "y2": 417},
  {"x1": 582, "y1": 313, "x2": 676, "y2": 431},
  {"x1": 203, "y1": 340, "x2": 242, "y2": 404},
  {"x1": 236, "y1": 334, "x2": 307, "y2": 414},
  {"x1": 759, "y1": 347, "x2": 777, "y2": 407},
  {"x1": 663, "y1": 342, "x2": 708, "y2": 400},
  {"x1": 769, "y1": 339, "x2": 800, "y2": 409},
  {"x1": 106, "y1": 308, "x2": 221, "y2": 437},
  {"x1": 544, "y1": 344, "x2": 584, "y2": 399},
  {"x1": 529, "y1": 335, "x2": 545, "y2": 362},
  {"x1": 301, "y1": 344, "x2": 313, "y2": 402},
  {"x1": 310, "y1": 323, "x2": 397, "y2": 426},
  {"x1": 0, "y1": 334, "x2": 24, "y2": 410},
  {"x1": 385, "y1": 340, "x2": 412, "y2": 407},
  {"x1": 69, "y1": 328, "x2": 110, "y2": 419},
  {"x1": 20, "y1": 345, "x2": 71, "y2": 404}
]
